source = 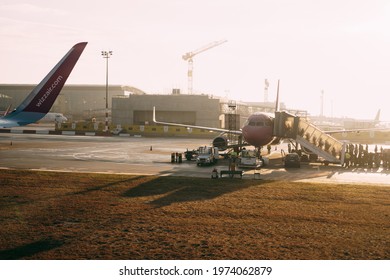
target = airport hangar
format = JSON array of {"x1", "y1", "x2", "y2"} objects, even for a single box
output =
[{"x1": 0, "y1": 84, "x2": 297, "y2": 133}]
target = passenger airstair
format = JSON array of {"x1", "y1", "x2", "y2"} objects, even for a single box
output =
[{"x1": 273, "y1": 111, "x2": 345, "y2": 164}]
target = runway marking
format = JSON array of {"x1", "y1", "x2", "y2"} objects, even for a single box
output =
[{"x1": 73, "y1": 150, "x2": 130, "y2": 162}]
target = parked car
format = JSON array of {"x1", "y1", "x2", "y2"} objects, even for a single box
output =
[{"x1": 284, "y1": 153, "x2": 301, "y2": 168}]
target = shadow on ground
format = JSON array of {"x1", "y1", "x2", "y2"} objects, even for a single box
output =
[
  {"x1": 123, "y1": 176, "x2": 274, "y2": 207},
  {"x1": 0, "y1": 239, "x2": 64, "y2": 260}
]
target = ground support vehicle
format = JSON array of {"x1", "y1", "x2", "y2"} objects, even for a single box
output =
[
  {"x1": 184, "y1": 149, "x2": 198, "y2": 161},
  {"x1": 196, "y1": 146, "x2": 219, "y2": 166},
  {"x1": 283, "y1": 152, "x2": 301, "y2": 168},
  {"x1": 238, "y1": 149, "x2": 268, "y2": 168}
]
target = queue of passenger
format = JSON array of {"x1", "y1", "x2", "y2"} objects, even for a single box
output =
[{"x1": 343, "y1": 144, "x2": 389, "y2": 169}]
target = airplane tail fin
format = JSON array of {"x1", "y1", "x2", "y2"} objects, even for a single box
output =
[
  {"x1": 11, "y1": 42, "x2": 87, "y2": 116},
  {"x1": 374, "y1": 109, "x2": 381, "y2": 122},
  {"x1": 275, "y1": 79, "x2": 280, "y2": 112},
  {"x1": 153, "y1": 106, "x2": 157, "y2": 123}
]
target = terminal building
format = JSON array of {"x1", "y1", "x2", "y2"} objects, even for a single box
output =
[{"x1": 113, "y1": 93, "x2": 220, "y2": 127}]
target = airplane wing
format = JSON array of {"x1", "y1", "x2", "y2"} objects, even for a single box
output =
[
  {"x1": 325, "y1": 127, "x2": 389, "y2": 134},
  {"x1": 153, "y1": 106, "x2": 242, "y2": 134},
  {"x1": 0, "y1": 42, "x2": 87, "y2": 128}
]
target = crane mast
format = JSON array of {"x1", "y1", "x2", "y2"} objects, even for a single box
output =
[{"x1": 182, "y1": 39, "x2": 227, "y2": 94}]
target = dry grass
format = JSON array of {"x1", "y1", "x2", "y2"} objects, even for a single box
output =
[{"x1": 0, "y1": 169, "x2": 389, "y2": 260}]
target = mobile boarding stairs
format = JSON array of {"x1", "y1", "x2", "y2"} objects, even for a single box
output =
[{"x1": 273, "y1": 111, "x2": 345, "y2": 165}]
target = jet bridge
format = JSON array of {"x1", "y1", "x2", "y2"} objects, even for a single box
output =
[{"x1": 274, "y1": 111, "x2": 345, "y2": 164}]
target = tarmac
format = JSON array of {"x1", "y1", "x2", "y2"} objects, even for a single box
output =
[{"x1": 0, "y1": 132, "x2": 389, "y2": 186}]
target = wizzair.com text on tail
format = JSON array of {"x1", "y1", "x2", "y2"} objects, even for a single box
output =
[{"x1": 0, "y1": 42, "x2": 88, "y2": 128}]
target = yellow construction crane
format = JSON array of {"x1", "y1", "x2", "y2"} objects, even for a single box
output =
[{"x1": 182, "y1": 39, "x2": 227, "y2": 94}]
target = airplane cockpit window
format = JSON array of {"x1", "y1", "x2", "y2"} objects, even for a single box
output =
[
  {"x1": 256, "y1": 121, "x2": 265, "y2": 126},
  {"x1": 246, "y1": 116, "x2": 272, "y2": 127},
  {"x1": 248, "y1": 120, "x2": 269, "y2": 126}
]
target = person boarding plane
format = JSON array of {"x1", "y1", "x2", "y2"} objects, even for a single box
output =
[{"x1": 0, "y1": 42, "x2": 87, "y2": 128}]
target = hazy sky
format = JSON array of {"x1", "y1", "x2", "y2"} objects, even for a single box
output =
[{"x1": 1, "y1": 0, "x2": 390, "y2": 121}]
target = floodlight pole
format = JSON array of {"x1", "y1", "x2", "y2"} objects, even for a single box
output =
[{"x1": 101, "y1": 50, "x2": 113, "y2": 132}]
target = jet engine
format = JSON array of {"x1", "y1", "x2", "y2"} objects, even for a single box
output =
[{"x1": 212, "y1": 136, "x2": 229, "y2": 151}]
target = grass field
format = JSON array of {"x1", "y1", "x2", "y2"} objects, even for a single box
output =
[{"x1": 0, "y1": 169, "x2": 389, "y2": 260}]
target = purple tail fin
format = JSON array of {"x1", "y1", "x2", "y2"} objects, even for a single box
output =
[{"x1": 19, "y1": 42, "x2": 87, "y2": 114}]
